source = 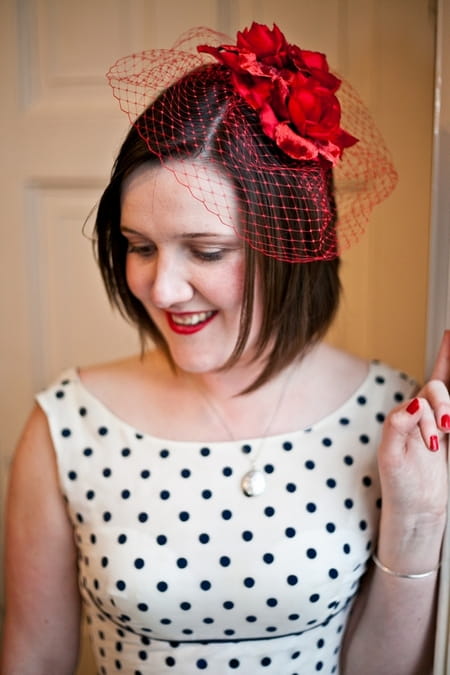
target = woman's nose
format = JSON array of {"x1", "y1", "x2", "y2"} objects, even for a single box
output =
[{"x1": 149, "y1": 253, "x2": 194, "y2": 308}]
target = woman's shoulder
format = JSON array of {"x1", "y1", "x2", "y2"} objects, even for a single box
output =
[
  {"x1": 305, "y1": 343, "x2": 416, "y2": 418},
  {"x1": 80, "y1": 349, "x2": 165, "y2": 389}
]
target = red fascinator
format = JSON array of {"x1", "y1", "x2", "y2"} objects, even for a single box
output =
[
  {"x1": 107, "y1": 24, "x2": 397, "y2": 262},
  {"x1": 198, "y1": 23, "x2": 358, "y2": 166}
]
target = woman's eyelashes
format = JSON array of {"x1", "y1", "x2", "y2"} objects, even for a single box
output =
[
  {"x1": 126, "y1": 242, "x2": 155, "y2": 257},
  {"x1": 191, "y1": 248, "x2": 226, "y2": 262},
  {"x1": 125, "y1": 240, "x2": 231, "y2": 263}
]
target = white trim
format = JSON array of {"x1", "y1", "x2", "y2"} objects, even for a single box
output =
[
  {"x1": 427, "y1": 0, "x2": 450, "y2": 377},
  {"x1": 431, "y1": 1, "x2": 450, "y2": 671}
]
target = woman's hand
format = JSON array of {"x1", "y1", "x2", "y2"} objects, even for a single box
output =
[{"x1": 377, "y1": 331, "x2": 450, "y2": 569}]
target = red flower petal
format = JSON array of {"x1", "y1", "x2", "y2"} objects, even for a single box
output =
[
  {"x1": 233, "y1": 74, "x2": 273, "y2": 109},
  {"x1": 237, "y1": 22, "x2": 288, "y2": 61},
  {"x1": 274, "y1": 122, "x2": 319, "y2": 160},
  {"x1": 301, "y1": 50, "x2": 329, "y2": 73},
  {"x1": 259, "y1": 103, "x2": 279, "y2": 138}
]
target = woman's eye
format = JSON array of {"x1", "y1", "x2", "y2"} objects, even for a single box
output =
[
  {"x1": 193, "y1": 249, "x2": 225, "y2": 262},
  {"x1": 127, "y1": 243, "x2": 155, "y2": 257}
]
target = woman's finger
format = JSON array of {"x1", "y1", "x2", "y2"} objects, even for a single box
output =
[
  {"x1": 416, "y1": 379, "x2": 450, "y2": 433},
  {"x1": 430, "y1": 329, "x2": 450, "y2": 386}
]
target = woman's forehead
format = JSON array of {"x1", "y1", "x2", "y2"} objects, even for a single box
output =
[{"x1": 122, "y1": 160, "x2": 239, "y2": 230}]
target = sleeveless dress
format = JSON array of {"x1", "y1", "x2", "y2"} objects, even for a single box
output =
[{"x1": 36, "y1": 361, "x2": 415, "y2": 675}]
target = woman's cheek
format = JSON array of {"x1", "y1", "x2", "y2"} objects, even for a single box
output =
[{"x1": 125, "y1": 257, "x2": 147, "y2": 300}]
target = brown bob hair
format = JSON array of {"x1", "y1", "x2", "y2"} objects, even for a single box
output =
[{"x1": 95, "y1": 65, "x2": 341, "y2": 391}]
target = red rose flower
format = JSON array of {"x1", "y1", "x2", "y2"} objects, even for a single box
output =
[{"x1": 198, "y1": 22, "x2": 358, "y2": 165}]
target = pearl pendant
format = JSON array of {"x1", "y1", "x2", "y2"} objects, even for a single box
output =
[{"x1": 241, "y1": 468, "x2": 266, "y2": 497}]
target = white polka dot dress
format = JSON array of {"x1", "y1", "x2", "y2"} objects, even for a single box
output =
[{"x1": 37, "y1": 362, "x2": 415, "y2": 674}]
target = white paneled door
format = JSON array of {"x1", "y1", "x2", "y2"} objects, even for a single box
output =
[{"x1": 0, "y1": 1, "x2": 437, "y2": 672}]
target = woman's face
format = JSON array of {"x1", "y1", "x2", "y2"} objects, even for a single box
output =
[{"x1": 120, "y1": 162, "x2": 262, "y2": 374}]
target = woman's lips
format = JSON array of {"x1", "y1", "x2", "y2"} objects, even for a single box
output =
[{"x1": 166, "y1": 310, "x2": 217, "y2": 334}]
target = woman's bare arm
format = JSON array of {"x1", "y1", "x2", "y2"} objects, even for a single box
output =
[
  {"x1": 341, "y1": 332, "x2": 450, "y2": 674},
  {"x1": 1, "y1": 404, "x2": 81, "y2": 674}
]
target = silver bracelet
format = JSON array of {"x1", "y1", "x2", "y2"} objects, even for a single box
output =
[{"x1": 372, "y1": 552, "x2": 441, "y2": 579}]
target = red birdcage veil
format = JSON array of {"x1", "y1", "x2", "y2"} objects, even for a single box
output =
[{"x1": 106, "y1": 24, "x2": 397, "y2": 263}]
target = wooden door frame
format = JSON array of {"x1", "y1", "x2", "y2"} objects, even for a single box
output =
[{"x1": 430, "y1": 0, "x2": 450, "y2": 671}]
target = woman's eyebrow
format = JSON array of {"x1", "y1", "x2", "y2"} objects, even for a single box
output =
[{"x1": 120, "y1": 226, "x2": 236, "y2": 241}]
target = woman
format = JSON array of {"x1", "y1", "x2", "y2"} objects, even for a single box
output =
[{"x1": 2, "y1": 23, "x2": 449, "y2": 674}]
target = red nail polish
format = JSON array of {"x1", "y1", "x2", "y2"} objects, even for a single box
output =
[
  {"x1": 441, "y1": 414, "x2": 450, "y2": 429},
  {"x1": 406, "y1": 398, "x2": 420, "y2": 414},
  {"x1": 429, "y1": 435, "x2": 439, "y2": 451}
]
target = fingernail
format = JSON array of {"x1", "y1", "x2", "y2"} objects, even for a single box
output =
[
  {"x1": 429, "y1": 435, "x2": 439, "y2": 451},
  {"x1": 441, "y1": 414, "x2": 450, "y2": 429},
  {"x1": 406, "y1": 398, "x2": 420, "y2": 414}
]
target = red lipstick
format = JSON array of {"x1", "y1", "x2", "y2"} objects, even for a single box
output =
[{"x1": 166, "y1": 311, "x2": 217, "y2": 335}]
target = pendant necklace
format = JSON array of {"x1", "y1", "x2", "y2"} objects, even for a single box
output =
[{"x1": 194, "y1": 365, "x2": 296, "y2": 497}]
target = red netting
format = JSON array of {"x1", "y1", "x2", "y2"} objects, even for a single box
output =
[{"x1": 106, "y1": 26, "x2": 397, "y2": 263}]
